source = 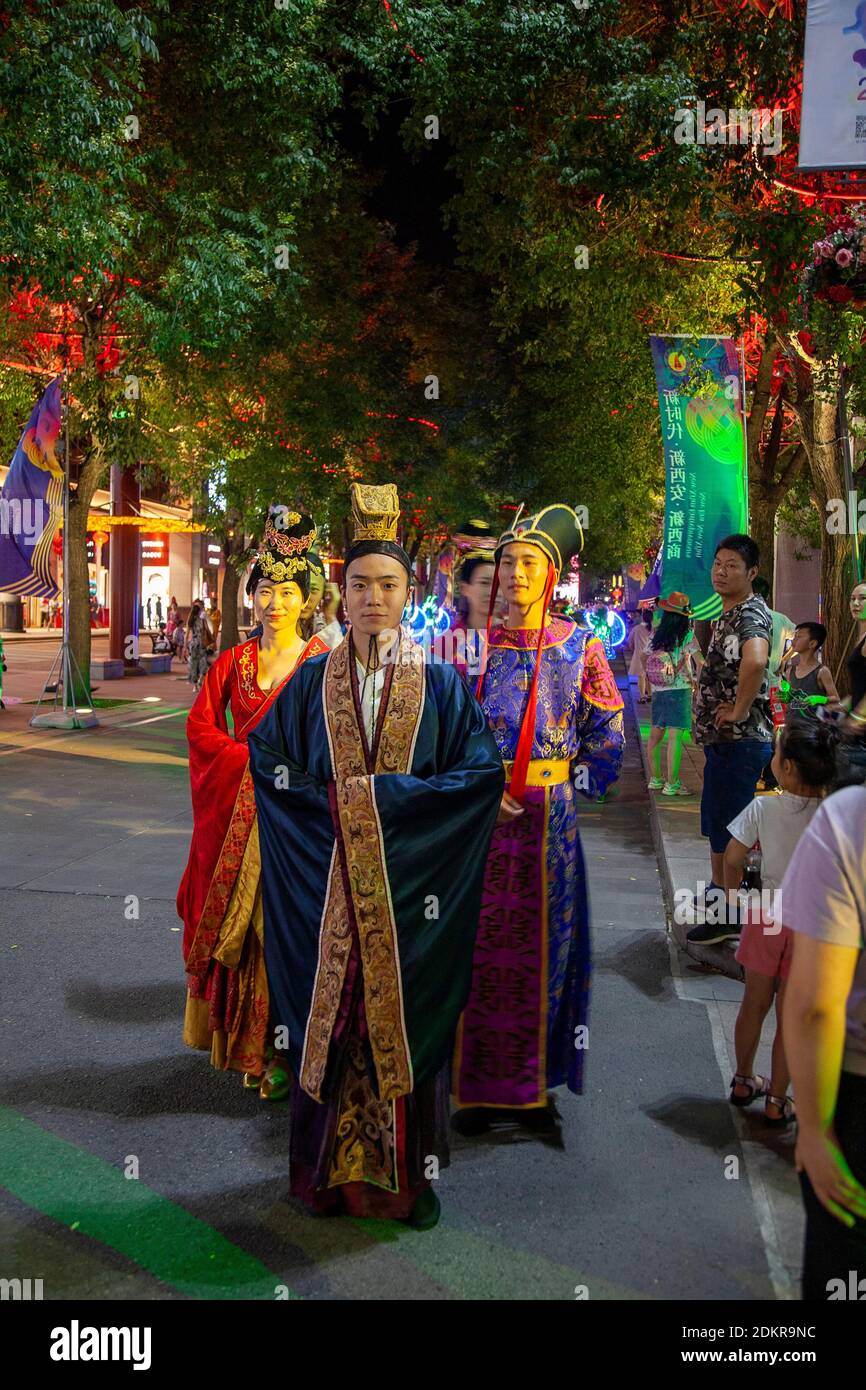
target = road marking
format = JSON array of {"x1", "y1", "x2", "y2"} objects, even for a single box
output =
[
  {"x1": 123, "y1": 710, "x2": 188, "y2": 727},
  {"x1": 0, "y1": 1106, "x2": 298, "y2": 1299}
]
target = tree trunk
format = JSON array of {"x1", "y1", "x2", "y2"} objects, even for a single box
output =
[
  {"x1": 65, "y1": 314, "x2": 110, "y2": 701},
  {"x1": 810, "y1": 392, "x2": 854, "y2": 693},
  {"x1": 65, "y1": 481, "x2": 94, "y2": 702},
  {"x1": 220, "y1": 560, "x2": 241, "y2": 651},
  {"x1": 748, "y1": 488, "x2": 777, "y2": 597}
]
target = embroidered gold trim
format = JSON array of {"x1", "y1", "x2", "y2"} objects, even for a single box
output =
[
  {"x1": 237, "y1": 641, "x2": 257, "y2": 702},
  {"x1": 258, "y1": 553, "x2": 308, "y2": 583},
  {"x1": 327, "y1": 1034, "x2": 398, "y2": 1191},
  {"x1": 303, "y1": 633, "x2": 423, "y2": 1102},
  {"x1": 299, "y1": 842, "x2": 354, "y2": 1101}
]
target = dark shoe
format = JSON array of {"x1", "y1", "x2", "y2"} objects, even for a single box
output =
[
  {"x1": 407, "y1": 1189, "x2": 441, "y2": 1231},
  {"x1": 450, "y1": 1107, "x2": 491, "y2": 1137},
  {"x1": 517, "y1": 1106, "x2": 558, "y2": 1135},
  {"x1": 691, "y1": 883, "x2": 720, "y2": 909},
  {"x1": 686, "y1": 919, "x2": 740, "y2": 946},
  {"x1": 259, "y1": 1062, "x2": 291, "y2": 1102}
]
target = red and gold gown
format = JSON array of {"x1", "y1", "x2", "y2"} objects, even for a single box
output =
[{"x1": 178, "y1": 634, "x2": 328, "y2": 1076}]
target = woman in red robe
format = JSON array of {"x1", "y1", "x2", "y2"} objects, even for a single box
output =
[{"x1": 178, "y1": 510, "x2": 328, "y2": 1098}]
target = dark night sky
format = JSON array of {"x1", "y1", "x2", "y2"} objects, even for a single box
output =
[{"x1": 338, "y1": 91, "x2": 461, "y2": 270}]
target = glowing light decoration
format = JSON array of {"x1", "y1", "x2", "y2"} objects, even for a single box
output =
[
  {"x1": 583, "y1": 607, "x2": 627, "y2": 658},
  {"x1": 402, "y1": 595, "x2": 451, "y2": 640}
]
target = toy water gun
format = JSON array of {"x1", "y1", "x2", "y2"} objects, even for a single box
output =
[
  {"x1": 769, "y1": 677, "x2": 828, "y2": 729},
  {"x1": 778, "y1": 677, "x2": 828, "y2": 708}
]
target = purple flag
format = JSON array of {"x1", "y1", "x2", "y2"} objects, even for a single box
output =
[{"x1": 0, "y1": 377, "x2": 63, "y2": 597}]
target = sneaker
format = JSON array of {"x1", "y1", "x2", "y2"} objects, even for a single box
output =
[
  {"x1": 662, "y1": 781, "x2": 693, "y2": 796},
  {"x1": 691, "y1": 882, "x2": 720, "y2": 909},
  {"x1": 648, "y1": 776, "x2": 665, "y2": 790},
  {"x1": 686, "y1": 919, "x2": 741, "y2": 946}
]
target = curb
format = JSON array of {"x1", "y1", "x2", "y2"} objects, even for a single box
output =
[{"x1": 625, "y1": 676, "x2": 743, "y2": 983}]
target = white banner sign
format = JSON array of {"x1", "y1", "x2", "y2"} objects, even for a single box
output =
[{"x1": 799, "y1": 0, "x2": 866, "y2": 170}]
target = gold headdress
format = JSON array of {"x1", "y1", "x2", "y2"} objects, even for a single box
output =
[
  {"x1": 345, "y1": 482, "x2": 412, "y2": 577},
  {"x1": 350, "y1": 483, "x2": 401, "y2": 542}
]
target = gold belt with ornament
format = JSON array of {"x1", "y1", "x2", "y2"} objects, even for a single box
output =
[{"x1": 502, "y1": 757, "x2": 572, "y2": 786}]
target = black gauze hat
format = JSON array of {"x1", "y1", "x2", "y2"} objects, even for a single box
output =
[{"x1": 495, "y1": 504, "x2": 584, "y2": 580}]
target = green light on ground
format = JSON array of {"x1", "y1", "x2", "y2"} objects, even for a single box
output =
[{"x1": 0, "y1": 1107, "x2": 298, "y2": 1300}]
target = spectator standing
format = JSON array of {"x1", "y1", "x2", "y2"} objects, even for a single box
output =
[
  {"x1": 689, "y1": 534, "x2": 772, "y2": 943},
  {"x1": 725, "y1": 721, "x2": 838, "y2": 1122},
  {"x1": 844, "y1": 580, "x2": 866, "y2": 733},
  {"x1": 316, "y1": 582, "x2": 344, "y2": 649},
  {"x1": 628, "y1": 608, "x2": 653, "y2": 701},
  {"x1": 206, "y1": 596, "x2": 221, "y2": 653},
  {"x1": 781, "y1": 622, "x2": 840, "y2": 712},
  {"x1": 752, "y1": 576, "x2": 796, "y2": 680},
  {"x1": 185, "y1": 602, "x2": 210, "y2": 691},
  {"x1": 780, "y1": 778, "x2": 866, "y2": 1299},
  {"x1": 645, "y1": 592, "x2": 702, "y2": 797}
]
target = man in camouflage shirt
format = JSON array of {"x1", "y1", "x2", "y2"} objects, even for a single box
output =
[{"x1": 689, "y1": 534, "x2": 772, "y2": 945}]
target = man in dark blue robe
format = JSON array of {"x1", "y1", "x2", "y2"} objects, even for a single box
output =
[{"x1": 248, "y1": 483, "x2": 504, "y2": 1227}]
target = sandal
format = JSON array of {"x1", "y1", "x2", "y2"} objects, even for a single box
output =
[
  {"x1": 729, "y1": 1073, "x2": 770, "y2": 1107},
  {"x1": 764, "y1": 1094, "x2": 796, "y2": 1129}
]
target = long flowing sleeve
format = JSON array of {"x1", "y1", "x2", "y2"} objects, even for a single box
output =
[
  {"x1": 248, "y1": 658, "x2": 505, "y2": 1096},
  {"x1": 574, "y1": 635, "x2": 625, "y2": 799},
  {"x1": 177, "y1": 652, "x2": 253, "y2": 963}
]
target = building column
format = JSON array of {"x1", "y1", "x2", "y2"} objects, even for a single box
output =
[{"x1": 108, "y1": 464, "x2": 143, "y2": 670}]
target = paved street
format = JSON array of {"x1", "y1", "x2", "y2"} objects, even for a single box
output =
[{"x1": 0, "y1": 664, "x2": 794, "y2": 1300}]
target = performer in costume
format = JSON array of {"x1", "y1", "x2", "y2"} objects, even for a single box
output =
[
  {"x1": 432, "y1": 521, "x2": 497, "y2": 681},
  {"x1": 178, "y1": 510, "x2": 329, "y2": 1099},
  {"x1": 248, "y1": 483, "x2": 504, "y2": 1227},
  {"x1": 452, "y1": 505, "x2": 625, "y2": 1134},
  {"x1": 298, "y1": 551, "x2": 326, "y2": 641}
]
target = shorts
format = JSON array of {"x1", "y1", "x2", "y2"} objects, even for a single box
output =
[
  {"x1": 735, "y1": 911, "x2": 793, "y2": 980},
  {"x1": 700, "y1": 739, "x2": 773, "y2": 854},
  {"x1": 650, "y1": 686, "x2": 692, "y2": 730}
]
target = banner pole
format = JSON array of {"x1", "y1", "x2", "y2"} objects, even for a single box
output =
[
  {"x1": 739, "y1": 335, "x2": 749, "y2": 533},
  {"x1": 838, "y1": 367, "x2": 862, "y2": 585},
  {"x1": 30, "y1": 347, "x2": 98, "y2": 729},
  {"x1": 61, "y1": 358, "x2": 70, "y2": 715}
]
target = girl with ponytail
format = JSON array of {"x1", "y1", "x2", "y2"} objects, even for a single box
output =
[{"x1": 725, "y1": 719, "x2": 841, "y2": 1128}]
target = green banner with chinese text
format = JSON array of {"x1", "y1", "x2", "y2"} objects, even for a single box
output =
[{"x1": 650, "y1": 336, "x2": 749, "y2": 620}]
